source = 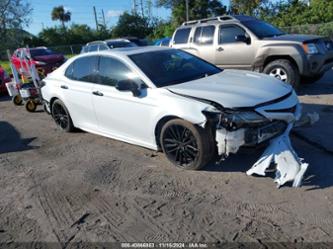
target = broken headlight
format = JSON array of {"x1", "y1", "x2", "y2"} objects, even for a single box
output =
[
  {"x1": 203, "y1": 106, "x2": 269, "y2": 131},
  {"x1": 220, "y1": 111, "x2": 268, "y2": 130}
]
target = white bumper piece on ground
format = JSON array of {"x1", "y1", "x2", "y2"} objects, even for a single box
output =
[{"x1": 246, "y1": 124, "x2": 308, "y2": 188}]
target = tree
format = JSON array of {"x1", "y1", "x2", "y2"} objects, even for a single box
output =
[
  {"x1": 112, "y1": 12, "x2": 153, "y2": 38},
  {"x1": 0, "y1": 0, "x2": 32, "y2": 49},
  {"x1": 51, "y1": 5, "x2": 71, "y2": 29},
  {"x1": 230, "y1": 0, "x2": 266, "y2": 16},
  {"x1": 157, "y1": 0, "x2": 227, "y2": 25}
]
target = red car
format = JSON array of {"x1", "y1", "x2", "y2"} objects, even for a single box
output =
[
  {"x1": 0, "y1": 66, "x2": 11, "y2": 95},
  {"x1": 11, "y1": 47, "x2": 65, "y2": 76}
]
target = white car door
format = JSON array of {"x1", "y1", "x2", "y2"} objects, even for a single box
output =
[
  {"x1": 92, "y1": 56, "x2": 157, "y2": 147},
  {"x1": 62, "y1": 55, "x2": 99, "y2": 131}
]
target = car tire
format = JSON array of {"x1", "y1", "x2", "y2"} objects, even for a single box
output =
[
  {"x1": 160, "y1": 119, "x2": 214, "y2": 170},
  {"x1": 51, "y1": 99, "x2": 75, "y2": 132},
  {"x1": 263, "y1": 59, "x2": 300, "y2": 89}
]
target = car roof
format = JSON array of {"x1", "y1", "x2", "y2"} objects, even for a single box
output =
[
  {"x1": 85, "y1": 41, "x2": 106, "y2": 46},
  {"x1": 179, "y1": 15, "x2": 257, "y2": 28},
  {"x1": 105, "y1": 38, "x2": 131, "y2": 43},
  {"x1": 77, "y1": 46, "x2": 172, "y2": 58}
]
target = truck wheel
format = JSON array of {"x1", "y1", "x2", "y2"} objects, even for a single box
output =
[
  {"x1": 160, "y1": 119, "x2": 214, "y2": 170},
  {"x1": 25, "y1": 100, "x2": 37, "y2": 112},
  {"x1": 12, "y1": 95, "x2": 22, "y2": 105},
  {"x1": 263, "y1": 59, "x2": 300, "y2": 89}
]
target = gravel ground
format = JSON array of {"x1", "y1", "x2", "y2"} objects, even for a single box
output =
[{"x1": 0, "y1": 71, "x2": 333, "y2": 248}]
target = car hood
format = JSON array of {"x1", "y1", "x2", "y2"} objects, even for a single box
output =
[
  {"x1": 166, "y1": 70, "x2": 292, "y2": 108},
  {"x1": 263, "y1": 34, "x2": 322, "y2": 43}
]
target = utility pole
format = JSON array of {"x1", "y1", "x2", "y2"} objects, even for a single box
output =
[
  {"x1": 93, "y1": 6, "x2": 98, "y2": 31},
  {"x1": 147, "y1": 0, "x2": 152, "y2": 19},
  {"x1": 102, "y1": 9, "x2": 106, "y2": 27},
  {"x1": 132, "y1": 0, "x2": 137, "y2": 14},
  {"x1": 185, "y1": 0, "x2": 189, "y2": 22}
]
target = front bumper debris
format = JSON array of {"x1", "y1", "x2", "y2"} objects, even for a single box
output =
[
  {"x1": 246, "y1": 124, "x2": 308, "y2": 188},
  {"x1": 215, "y1": 111, "x2": 319, "y2": 188}
]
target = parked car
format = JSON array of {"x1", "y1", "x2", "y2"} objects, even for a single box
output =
[
  {"x1": 170, "y1": 15, "x2": 333, "y2": 88},
  {"x1": 154, "y1": 38, "x2": 171, "y2": 47},
  {"x1": 121, "y1": 37, "x2": 149, "y2": 46},
  {"x1": 11, "y1": 47, "x2": 66, "y2": 76},
  {"x1": 81, "y1": 39, "x2": 137, "y2": 53},
  {"x1": 41, "y1": 47, "x2": 300, "y2": 170},
  {"x1": 0, "y1": 66, "x2": 11, "y2": 95}
]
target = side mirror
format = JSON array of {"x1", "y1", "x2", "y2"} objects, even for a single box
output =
[
  {"x1": 235, "y1": 35, "x2": 250, "y2": 44},
  {"x1": 115, "y1": 79, "x2": 144, "y2": 97}
]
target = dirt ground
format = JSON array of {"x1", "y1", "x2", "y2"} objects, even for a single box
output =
[{"x1": 0, "y1": 71, "x2": 333, "y2": 248}]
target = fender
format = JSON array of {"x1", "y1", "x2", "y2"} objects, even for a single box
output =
[{"x1": 253, "y1": 43, "x2": 307, "y2": 74}]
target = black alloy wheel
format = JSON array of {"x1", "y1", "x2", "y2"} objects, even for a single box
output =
[
  {"x1": 51, "y1": 99, "x2": 74, "y2": 132},
  {"x1": 160, "y1": 119, "x2": 213, "y2": 170}
]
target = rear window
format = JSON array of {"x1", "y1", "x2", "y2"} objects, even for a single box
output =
[
  {"x1": 30, "y1": 48, "x2": 55, "y2": 57},
  {"x1": 107, "y1": 41, "x2": 137, "y2": 48},
  {"x1": 173, "y1": 28, "x2": 191, "y2": 44}
]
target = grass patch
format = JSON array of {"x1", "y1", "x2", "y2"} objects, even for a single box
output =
[{"x1": 0, "y1": 60, "x2": 11, "y2": 74}]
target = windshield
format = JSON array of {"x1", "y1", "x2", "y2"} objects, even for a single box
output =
[
  {"x1": 129, "y1": 49, "x2": 222, "y2": 87},
  {"x1": 30, "y1": 48, "x2": 56, "y2": 57},
  {"x1": 107, "y1": 41, "x2": 137, "y2": 48},
  {"x1": 242, "y1": 20, "x2": 285, "y2": 39}
]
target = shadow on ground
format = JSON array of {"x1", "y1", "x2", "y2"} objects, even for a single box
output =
[
  {"x1": 0, "y1": 121, "x2": 38, "y2": 154},
  {"x1": 299, "y1": 69, "x2": 333, "y2": 96},
  {"x1": 0, "y1": 95, "x2": 11, "y2": 102}
]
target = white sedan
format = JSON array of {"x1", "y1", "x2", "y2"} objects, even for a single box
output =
[{"x1": 41, "y1": 46, "x2": 301, "y2": 170}]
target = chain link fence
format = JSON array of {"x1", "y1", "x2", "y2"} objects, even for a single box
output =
[
  {"x1": 1, "y1": 21, "x2": 333, "y2": 61},
  {"x1": 281, "y1": 22, "x2": 333, "y2": 39},
  {"x1": 0, "y1": 44, "x2": 83, "y2": 61}
]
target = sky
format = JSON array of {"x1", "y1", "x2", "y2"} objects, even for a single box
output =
[{"x1": 26, "y1": 0, "x2": 230, "y2": 35}]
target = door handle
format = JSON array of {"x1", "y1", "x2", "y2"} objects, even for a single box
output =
[
  {"x1": 216, "y1": 47, "x2": 224, "y2": 52},
  {"x1": 92, "y1": 91, "x2": 103, "y2": 96},
  {"x1": 60, "y1": 85, "x2": 68, "y2": 89}
]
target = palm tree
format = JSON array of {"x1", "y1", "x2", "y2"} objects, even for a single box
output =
[{"x1": 51, "y1": 6, "x2": 71, "y2": 29}]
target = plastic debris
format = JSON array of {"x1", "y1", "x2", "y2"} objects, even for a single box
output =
[
  {"x1": 246, "y1": 124, "x2": 308, "y2": 188},
  {"x1": 294, "y1": 112, "x2": 320, "y2": 127}
]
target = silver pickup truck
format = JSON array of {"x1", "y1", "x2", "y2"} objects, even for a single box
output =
[{"x1": 170, "y1": 15, "x2": 333, "y2": 88}]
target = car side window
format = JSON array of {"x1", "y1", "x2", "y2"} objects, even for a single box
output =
[
  {"x1": 98, "y1": 44, "x2": 108, "y2": 51},
  {"x1": 219, "y1": 25, "x2": 246, "y2": 44},
  {"x1": 173, "y1": 28, "x2": 191, "y2": 44},
  {"x1": 65, "y1": 63, "x2": 74, "y2": 79},
  {"x1": 194, "y1": 25, "x2": 215, "y2": 45},
  {"x1": 69, "y1": 56, "x2": 99, "y2": 83},
  {"x1": 98, "y1": 56, "x2": 135, "y2": 87},
  {"x1": 89, "y1": 44, "x2": 98, "y2": 52}
]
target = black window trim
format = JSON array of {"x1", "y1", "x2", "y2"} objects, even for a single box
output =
[{"x1": 218, "y1": 24, "x2": 247, "y2": 45}]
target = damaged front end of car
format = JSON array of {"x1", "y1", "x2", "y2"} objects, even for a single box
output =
[{"x1": 201, "y1": 90, "x2": 311, "y2": 188}]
